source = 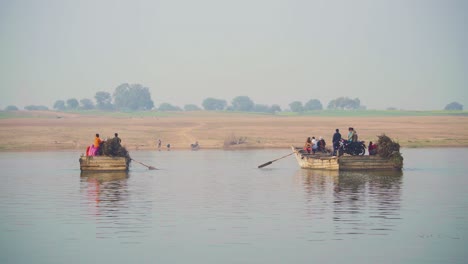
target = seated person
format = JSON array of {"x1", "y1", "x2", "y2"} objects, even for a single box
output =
[
  {"x1": 303, "y1": 137, "x2": 312, "y2": 154},
  {"x1": 318, "y1": 137, "x2": 326, "y2": 152},
  {"x1": 368, "y1": 141, "x2": 378, "y2": 155},
  {"x1": 89, "y1": 133, "x2": 102, "y2": 156},
  {"x1": 311, "y1": 137, "x2": 318, "y2": 153}
]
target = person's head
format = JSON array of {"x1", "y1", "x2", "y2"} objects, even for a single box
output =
[
  {"x1": 312, "y1": 136, "x2": 315, "y2": 139},
  {"x1": 115, "y1": 133, "x2": 118, "y2": 137},
  {"x1": 348, "y1": 127, "x2": 352, "y2": 131},
  {"x1": 336, "y1": 129, "x2": 339, "y2": 132},
  {"x1": 96, "y1": 133, "x2": 99, "y2": 137},
  {"x1": 369, "y1": 141, "x2": 373, "y2": 145}
]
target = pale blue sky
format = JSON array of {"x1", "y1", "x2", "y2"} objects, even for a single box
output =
[{"x1": 0, "y1": 0, "x2": 466, "y2": 110}]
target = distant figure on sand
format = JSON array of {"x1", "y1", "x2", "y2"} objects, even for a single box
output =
[
  {"x1": 157, "y1": 139, "x2": 162, "y2": 150},
  {"x1": 167, "y1": 143, "x2": 171, "y2": 151},
  {"x1": 191, "y1": 141, "x2": 199, "y2": 150}
]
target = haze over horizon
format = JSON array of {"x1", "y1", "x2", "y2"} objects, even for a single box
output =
[{"x1": 1, "y1": 0, "x2": 467, "y2": 111}]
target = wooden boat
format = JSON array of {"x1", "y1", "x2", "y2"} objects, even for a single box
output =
[
  {"x1": 80, "y1": 171, "x2": 129, "y2": 182},
  {"x1": 79, "y1": 155, "x2": 130, "y2": 171},
  {"x1": 292, "y1": 146, "x2": 402, "y2": 171}
]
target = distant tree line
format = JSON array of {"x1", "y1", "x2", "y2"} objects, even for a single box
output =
[
  {"x1": 51, "y1": 83, "x2": 155, "y2": 112},
  {"x1": 4, "y1": 84, "x2": 464, "y2": 112},
  {"x1": 200, "y1": 96, "x2": 281, "y2": 113}
]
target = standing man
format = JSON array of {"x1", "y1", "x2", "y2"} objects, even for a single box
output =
[
  {"x1": 114, "y1": 133, "x2": 121, "y2": 144},
  {"x1": 332, "y1": 129, "x2": 341, "y2": 156},
  {"x1": 347, "y1": 127, "x2": 355, "y2": 142},
  {"x1": 157, "y1": 139, "x2": 162, "y2": 150}
]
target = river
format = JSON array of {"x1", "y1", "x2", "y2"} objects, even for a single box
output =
[{"x1": 0, "y1": 148, "x2": 467, "y2": 264}]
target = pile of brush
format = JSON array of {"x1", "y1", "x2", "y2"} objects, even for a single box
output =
[
  {"x1": 376, "y1": 134, "x2": 403, "y2": 167},
  {"x1": 98, "y1": 138, "x2": 131, "y2": 165}
]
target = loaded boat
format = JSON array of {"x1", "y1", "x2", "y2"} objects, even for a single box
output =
[
  {"x1": 79, "y1": 155, "x2": 130, "y2": 171},
  {"x1": 79, "y1": 137, "x2": 131, "y2": 172},
  {"x1": 291, "y1": 146, "x2": 403, "y2": 171}
]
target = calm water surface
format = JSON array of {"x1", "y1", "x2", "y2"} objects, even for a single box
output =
[{"x1": 0, "y1": 148, "x2": 467, "y2": 264}]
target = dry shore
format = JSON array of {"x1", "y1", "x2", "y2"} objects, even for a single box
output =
[{"x1": 0, "y1": 111, "x2": 467, "y2": 151}]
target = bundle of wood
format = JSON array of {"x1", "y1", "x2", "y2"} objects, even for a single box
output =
[
  {"x1": 376, "y1": 134, "x2": 403, "y2": 167},
  {"x1": 100, "y1": 138, "x2": 130, "y2": 159},
  {"x1": 377, "y1": 134, "x2": 400, "y2": 157}
]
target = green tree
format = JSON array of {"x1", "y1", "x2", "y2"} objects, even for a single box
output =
[
  {"x1": 95, "y1": 91, "x2": 113, "y2": 110},
  {"x1": 113, "y1": 83, "x2": 154, "y2": 111},
  {"x1": 158, "y1": 103, "x2": 182, "y2": 111},
  {"x1": 231, "y1": 96, "x2": 254, "y2": 111},
  {"x1": 202, "y1": 98, "x2": 227, "y2": 111},
  {"x1": 24, "y1": 105, "x2": 49, "y2": 111},
  {"x1": 289, "y1": 101, "x2": 304, "y2": 112},
  {"x1": 66, "y1": 98, "x2": 79, "y2": 109},
  {"x1": 304, "y1": 99, "x2": 323, "y2": 111},
  {"x1": 184, "y1": 104, "x2": 202, "y2": 111},
  {"x1": 327, "y1": 97, "x2": 361, "y2": 110},
  {"x1": 253, "y1": 104, "x2": 270, "y2": 113},
  {"x1": 5, "y1": 105, "x2": 18, "y2": 111},
  {"x1": 80, "y1": 98, "x2": 95, "y2": 110},
  {"x1": 444, "y1": 101, "x2": 463, "y2": 110},
  {"x1": 251, "y1": 104, "x2": 280, "y2": 113},
  {"x1": 53, "y1": 100, "x2": 66, "y2": 111},
  {"x1": 270, "y1": 104, "x2": 281, "y2": 113}
]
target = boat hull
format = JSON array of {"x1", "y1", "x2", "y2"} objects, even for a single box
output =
[
  {"x1": 292, "y1": 146, "x2": 402, "y2": 171},
  {"x1": 79, "y1": 155, "x2": 129, "y2": 171}
]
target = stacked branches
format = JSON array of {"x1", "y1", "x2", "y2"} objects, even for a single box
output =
[
  {"x1": 99, "y1": 138, "x2": 131, "y2": 166},
  {"x1": 377, "y1": 134, "x2": 403, "y2": 168}
]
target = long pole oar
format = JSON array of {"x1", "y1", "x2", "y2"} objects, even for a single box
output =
[
  {"x1": 258, "y1": 152, "x2": 294, "y2": 168},
  {"x1": 131, "y1": 159, "x2": 158, "y2": 170}
]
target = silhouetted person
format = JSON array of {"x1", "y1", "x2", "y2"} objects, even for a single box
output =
[
  {"x1": 332, "y1": 129, "x2": 341, "y2": 156},
  {"x1": 114, "y1": 133, "x2": 121, "y2": 144}
]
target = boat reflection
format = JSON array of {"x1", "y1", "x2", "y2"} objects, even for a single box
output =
[
  {"x1": 80, "y1": 171, "x2": 129, "y2": 207},
  {"x1": 80, "y1": 171, "x2": 129, "y2": 183},
  {"x1": 80, "y1": 171, "x2": 149, "y2": 241},
  {"x1": 297, "y1": 169, "x2": 403, "y2": 237}
]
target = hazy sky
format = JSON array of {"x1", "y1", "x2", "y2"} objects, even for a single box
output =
[{"x1": 0, "y1": 0, "x2": 467, "y2": 110}]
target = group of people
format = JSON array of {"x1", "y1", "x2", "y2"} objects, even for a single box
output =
[
  {"x1": 303, "y1": 136, "x2": 327, "y2": 154},
  {"x1": 87, "y1": 133, "x2": 121, "y2": 156},
  {"x1": 304, "y1": 127, "x2": 378, "y2": 156},
  {"x1": 157, "y1": 139, "x2": 171, "y2": 151}
]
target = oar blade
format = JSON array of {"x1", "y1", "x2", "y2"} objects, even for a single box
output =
[{"x1": 258, "y1": 161, "x2": 272, "y2": 168}]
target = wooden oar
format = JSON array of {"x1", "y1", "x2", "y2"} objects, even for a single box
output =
[
  {"x1": 258, "y1": 152, "x2": 294, "y2": 168},
  {"x1": 131, "y1": 159, "x2": 158, "y2": 170}
]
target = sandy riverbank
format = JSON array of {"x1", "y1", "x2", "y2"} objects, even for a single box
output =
[{"x1": 0, "y1": 111, "x2": 467, "y2": 151}]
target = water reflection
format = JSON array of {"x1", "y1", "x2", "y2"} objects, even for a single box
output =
[
  {"x1": 298, "y1": 169, "x2": 403, "y2": 238},
  {"x1": 80, "y1": 171, "x2": 150, "y2": 242},
  {"x1": 80, "y1": 171, "x2": 129, "y2": 205}
]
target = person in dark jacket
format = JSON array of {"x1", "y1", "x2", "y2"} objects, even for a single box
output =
[
  {"x1": 332, "y1": 129, "x2": 341, "y2": 156},
  {"x1": 114, "y1": 133, "x2": 121, "y2": 144}
]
